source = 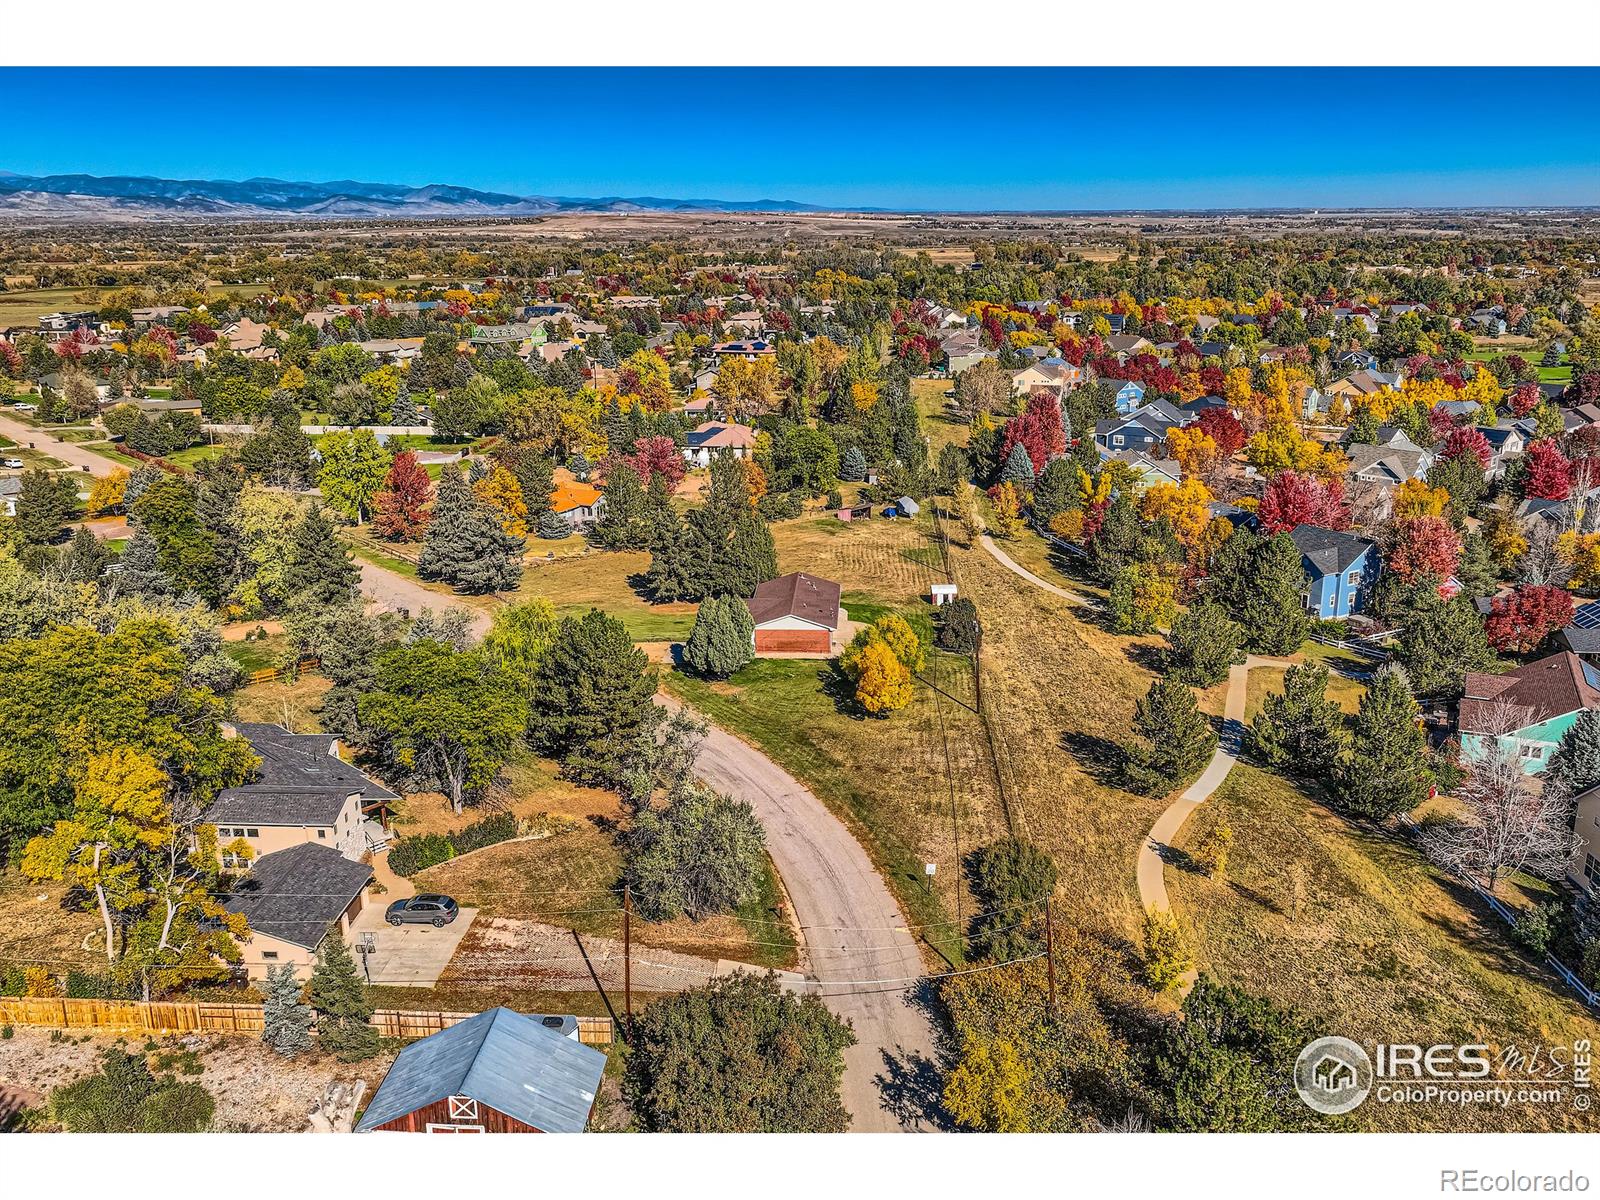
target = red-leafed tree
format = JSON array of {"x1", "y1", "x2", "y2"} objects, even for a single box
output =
[
  {"x1": 1000, "y1": 393, "x2": 1066, "y2": 474},
  {"x1": 621, "y1": 435, "x2": 687, "y2": 494},
  {"x1": 371, "y1": 449, "x2": 434, "y2": 541},
  {"x1": 0, "y1": 338, "x2": 20, "y2": 377},
  {"x1": 1385, "y1": 515, "x2": 1462, "y2": 583},
  {"x1": 1256, "y1": 470, "x2": 1350, "y2": 535},
  {"x1": 1485, "y1": 585, "x2": 1575, "y2": 654},
  {"x1": 1523, "y1": 439, "x2": 1571, "y2": 501},
  {"x1": 1438, "y1": 426, "x2": 1492, "y2": 470},
  {"x1": 1196, "y1": 408, "x2": 1247, "y2": 456},
  {"x1": 1509, "y1": 382, "x2": 1542, "y2": 418},
  {"x1": 188, "y1": 320, "x2": 217, "y2": 345}
]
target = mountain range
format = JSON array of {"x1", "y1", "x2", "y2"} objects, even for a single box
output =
[{"x1": 0, "y1": 172, "x2": 833, "y2": 219}]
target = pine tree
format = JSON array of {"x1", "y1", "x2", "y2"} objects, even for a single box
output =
[
  {"x1": 389, "y1": 388, "x2": 421, "y2": 427},
  {"x1": 596, "y1": 463, "x2": 650, "y2": 550},
  {"x1": 111, "y1": 528, "x2": 170, "y2": 598},
  {"x1": 643, "y1": 504, "x2": 698, "y2": 601},
  {"x1": 999, "y1": 441, "x2": 1036, "y2": 491},
  {"x1": 683, "y1": 594, "x2": 755, "y2": 679},
  {"x1": 1337, "y1": 665, "x2": 1431, "y2": 821},
  {"x1": 261, "y1": 962, "x2": 312, "y2": 1059},
  {"x1": 839, "y1": 446, "x2": 868, "y2": 483},
  {"x1": 1209, "y1": 530, "x2": 1310, "y2": 655},
  {"x1": 1395, "y1": 591, "x2": 1494, "y2": 699},
  {"x1": 530, "y1": 610, "x2": 661, "y2": 786},
  {"x1": 1543, "y1": 709, "x2": 1600, "y2": 800},
  {"x1": 308, "y1": 937, "x2": 378, "y2": 1062},
  {"x1": 1030, "y1": 458, "x2": 1076, "y2": 527},
  {"x1": 1088, "y1": 490, "x2": 1142, "y2": 584},
  {"x1": 1123, "y1": 676, "x2": 1219, "y2": 795},
  {"x1": 1167, "y1": 603, "x2": 1244, "y2": 686},
  {"x1": 283, "y1": 504, "x2": 361, "y2": 612},
  {"x1": 1249, "y1": 663, "x2": 1347, "y2": 776},
  {"x1": 567, "y1": 451, "x2": 592, "y2": 481},
  {"x1": 535, "y1": 509, "x2": 569, "y2": 539},
  {"x1": 419, "y1": 466, "x2": 524, "y2": 594}
]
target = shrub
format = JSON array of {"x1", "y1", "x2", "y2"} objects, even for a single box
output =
[
  {"x1": 1, "y1": 1025, "x2": 13, "y2": 1039},
  {"x1": 934, "y1": 596, "x2": 980, "y2": 653},
  {"x1": 48, "y1": 1048, "x2": 215, "y2": 1133},
  {"x1": 388, "y1": 832, "x2": 456, "y2": 877},
  {"x1": 825, "y1": 489, "x2": 843, "y2": 509},
  {"x1": 964, "y1": 838, "x2": 1057, "y2": 960},
  {"x1": 451, "y1": 811, "x2": 518, "y2": 856},
  {"x1": 757, "y1": 491, "x2": 804, "y2": 520},
  {"x1": 683, "y1": 594, "x2": 755, "y2": 680},
  {"x1": 1142, "y1": 909, "x2": 1192, "y2": 992},
  {"x1": 1512, "y1": 901, "x2": 1563, "y2": 956},
  {"x1": 64, "y1": 970, "x2": 135, "y2": 1000},
  {"x1": 0, "y1": 963, "x2": 24, "y2": 996},
  {"x1": 139, "y1": 1081, "x2": 215, "y2": 1132}
]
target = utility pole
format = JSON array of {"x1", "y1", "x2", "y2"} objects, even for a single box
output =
[
  {"x1": 623, "y1": 885, "x2": 634, "y2": 1045},
  {"x1": 972, "y1": 620, "x2": 983, "y2": 714},
  {"x1": 1044, "y1": 898, "x2": 1057, "y2": 1022}
]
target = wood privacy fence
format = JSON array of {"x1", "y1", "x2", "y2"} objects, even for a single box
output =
[{"x1": 0, "y1": 996, "x2": 615, "y2": 1046}]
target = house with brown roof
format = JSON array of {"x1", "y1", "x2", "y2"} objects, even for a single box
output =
[
  {"x1": 1459, "y1": 651, "x2": 1600, "y2": 775},
  {"x1": 683, "y1": 421, "x2": 755, "y2": 468},
  {"x1": 745, "y1": 571, "x2": 843, "y2": 655}
]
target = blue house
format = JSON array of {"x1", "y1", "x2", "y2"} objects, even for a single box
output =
[
  {"x1": 1288, "y1": 525, "x2": 1380, "y2": 618},
  {"x1": 1103, "y1": 378, "x2": 1147, "y2": 414}
]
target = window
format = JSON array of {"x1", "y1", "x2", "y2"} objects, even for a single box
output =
[
  {"x1": 1586, "y1": 854, "x2": 1600, "y2": 886},
  {"x1": 246, "y1": 828, "x2": 259, "y2": 838},
  {"x1": 261, "y1": 951, "x2": 278, "y2": 961},
  {"x1": 318, "y1": 830, "x2": 327, "y2": 839},
  {"x1": 1347, "y1": 570, "x2": 1361, "y2": 584}
]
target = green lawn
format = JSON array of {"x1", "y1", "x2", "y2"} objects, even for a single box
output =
[
  {"x1": 82, "y1": 442, "x2": 145, "y2": 470},
  {"x1": 162, "y1": 444, "x2": 231, "y2": 469},
  {"x1": 221, "y1": 634, "x2": 294, "y2": 675}
]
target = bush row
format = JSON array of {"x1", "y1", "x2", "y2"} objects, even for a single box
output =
[{"x1": 388, "y1": 811, "x2": 520, "y2": 877}]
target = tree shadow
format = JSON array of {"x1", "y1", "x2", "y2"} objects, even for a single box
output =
[
  {"x1": 1226, "y1": 878, "x2": 1284, "y2": 915},
  {"x1": 818, "y1": 663, "x2": 870, "y2": 718},
  {"x1": 1123, "y1": 641, "x2": 1169, "y2": 672},
  {"x1": 1156, "y1": 843, "x2": 1203, "y2": 875},
  {"x1": 874, "y1": 1046, "x2": 953, "y2": 1131},
  {"x1": 1059, "y1": 729, "x2": 1127, "y2": 787}
]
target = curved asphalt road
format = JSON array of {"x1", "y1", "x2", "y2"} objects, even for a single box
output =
[{"x1": 0, "y1": 412, "x2": 125, "y2": 477}]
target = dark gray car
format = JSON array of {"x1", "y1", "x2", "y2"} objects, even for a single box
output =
[{"x1": 385, "y1": 894, "x2": 460, "y2": 927}]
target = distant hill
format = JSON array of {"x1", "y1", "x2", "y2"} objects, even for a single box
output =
[{"x1": 0, "y1": 173, "x2": 834, "y2": 220}]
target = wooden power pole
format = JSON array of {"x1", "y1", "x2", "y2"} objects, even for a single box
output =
[
  {"x1": 1044, "y1": 898, "x2": 1058, "y2": 1022},
  {"x1": 623, "y1": 886, "x2": 634, "y2": 1044}
]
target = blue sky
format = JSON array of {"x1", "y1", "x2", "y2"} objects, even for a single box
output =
[{"x1": 2, "y1": 67, "x2": 1596, "y2": 209}]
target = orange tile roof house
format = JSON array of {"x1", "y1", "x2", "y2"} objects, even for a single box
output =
[
  {"x1": 683, "y1": 420, "x2": 755, "y2": 467},
  {"x1": 548, "y1": 480, "x2": 606, "y2": 530},
  {"x1": 745, "y1": 571, "x2": 843, "y2": 655}
]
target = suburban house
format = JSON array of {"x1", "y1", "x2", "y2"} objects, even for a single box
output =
[
  {"x1": 709, "y1": 339, "x2": 776, "y2": 360},
  {"x1": 1323, "y1": 368, "x2": 1401, "y2": 404},
  {"x1": 548, "y1": 480, "x2": 606, "y2": 531},
  {"x1": 1345, "y1": 430, "x2": 1434, "y2": 492},
  {"x1": 355, "y1": 1007, "x2": 607, "y2": 1134},
  {"x1": 1104, "y1": 450, "x2": 1182, "y2": 490},
  {"x1": 1567, "y1": 783, "x2": 1600, "y2": 898},
  {"x1": 1102, "y1": 378, "x2": 1148, "y2": 414},
  {"x1": 1104, "y1": 334, "x2": 1154, "y2": 359},
  {"x1": 1558, "y1": 600, "x2": 1600, "y2": 663},
  {"x1": 683, "y1": 421, "x2": 755, "y2": 467},
  {"x1": 131, "y1": 305, "x2": 188, "y2": 324},
  {"x1": 221, "y1": 841, "x2": 373, "y2": 979},
  {"x1": 1288, "y1": 525, "x2": 1380, "y2": 618},
  {"x1": 1094, "y1": 400, "x2": 1188, "y2": 457},
  {"x1": 1010, "y1": 358, "x2": 1081, "y2": 395},
  {"x1": 0, "y1": 475, "x2": 21, "y2": 518},
  {"x1": 220, "y1": 318, "x2": 272, "y2": 355},
  {"x1": 1459, "y1": 651, "x2": 1600, "y2": 775},
  {"x1": 210, "y1": 722, "x2": 396, "y2": 861},
  {"x1": 940, "y1": 328, "x2": 988, "y2": 373},
  {"x1": 37, "y1": 371, "x2": 112, "y2": 401},
  {"x1": 745, "y1": 571, "x2": 843, "y2": 655},
  {"x1": 1476, "y1": 424, "x2": 1527, "y2": 478}
]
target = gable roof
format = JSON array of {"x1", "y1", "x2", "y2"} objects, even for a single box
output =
[
  {"x1": 355, "y1": 1007, "x2": 606, "y2": 1134},
  {"x1": 1459, "y1": 651, "x2": 1600, "y2": 734},
  {"x1": 549, "y1": 480, "x2": 603, "y2": 513},
  {"x1": 207, "y1": 724, "x2": 395, "y2": 827},
  {"x1": 686, "y1": 421, "x2": 755, "y2": 450},
  {"x1": 1345, "y1": 442, "x2": 1431, "y2": 484},
  {"x1": 1560, "y1": 600, "x2": 1600, "y2": 654},
  {"x1": 1288, "y1": 525, "x2": 1377, "y2": 577},
  {"x1": 221, "y1": 842, "x2": 372, "y2": 949},
  {"x1": 746, "y1": 571, "x2": 841, "y2": 630}
]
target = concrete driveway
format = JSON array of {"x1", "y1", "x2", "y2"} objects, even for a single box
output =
[{"x1": 346, "y1": 901, "x2": 478, "y2": 988}]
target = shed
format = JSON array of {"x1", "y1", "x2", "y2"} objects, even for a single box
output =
[
  {"x1": 931, "y1": 582, "x2": 958, "y2": 606},
  {"x1": 746, "y1": 571, "x2": 842, "y2": 655},
  {"x1": 356, "y1": 1007, "x2": 607, "y2": 1134}
]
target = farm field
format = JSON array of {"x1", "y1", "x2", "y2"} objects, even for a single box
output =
[{"x1": 0, "y1": 283, "x2": 270, "y2": 326}]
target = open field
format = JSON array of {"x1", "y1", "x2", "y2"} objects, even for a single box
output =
[
  {"x1": 228, "y1": 672, "x2": 332, "y2": 729},
  {"x1": 0, "y1": 283, "x2": 269, "y2": 326},
  {"x1": 1170, "y1": 764, "x2": 1600, "y2": 1132},
  {"x1": 911, "y1": 376, "x2": 971, "y2": 460},
  {"x1": 0, "y1": 871, "x2": 103, "y2": 974}
]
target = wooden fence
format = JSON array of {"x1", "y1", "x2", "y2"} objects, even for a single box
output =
[
  {"x1": 0, "y1": 996, "x2": 614, "y2": 1046},
  {"x1": 244, "y1": 656, "x2": 321, "y2": 685}
]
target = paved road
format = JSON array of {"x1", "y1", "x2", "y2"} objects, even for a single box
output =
[
  {"x1": 0, "y1": 412, "x2": 123, "y2": 477},
  {"x1": 660, "y1": 694, "x2": 944, "y2": 1132},
  {"x1": 356, "y1": 560, "x2": 493, "y2": 639},
  {"x1": 979, "y1": 533, "x2": 1093, "y2": 606},
  {"x1": 1136, "y1": 655, "x2": 1294, "y2": 996}
]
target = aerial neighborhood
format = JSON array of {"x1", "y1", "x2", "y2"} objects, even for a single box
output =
[{"x1": 1, "y1": 196, "x2": 1599, "y2": 1138}]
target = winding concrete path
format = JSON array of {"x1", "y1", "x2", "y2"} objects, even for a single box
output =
[
  {"x1": 0, "y1": 412, "x2": 123, "y2": 477},
  {"x1": 1136, "y1": 655, "x2": 1294, "y2": 995},
  {"x1": 351, "y1": 557, "x2": 940, "y2": 1130},
  {"x1": 978, "y1": 532, "x2": 1092, "y2": 606},
  {"x1": 355, "y1": 559, "x2": 493, "y2": 639}
]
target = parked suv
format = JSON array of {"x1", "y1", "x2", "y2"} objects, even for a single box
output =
[{"x1": 385, "y1": 894, "x2": 460, "y2": 927}]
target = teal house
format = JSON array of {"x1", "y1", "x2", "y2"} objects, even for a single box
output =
[{"x1": 1459, "y1": 651, "x2": 1600, "y2": 774}]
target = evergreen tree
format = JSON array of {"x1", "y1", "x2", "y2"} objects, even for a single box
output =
[
  {"x1": 1123, "y1": 676, "x2": 1219, "y2": 795},
  {"x1": 283, "y1": 504, "x2": 361, "y2": 612},
  {"x1": 1544, "y1": 709, "x2": 1600, "y2": 800},
  {"x1": 1337, "y1": 665, "x2": 1431, "y2": 821},
  {"x1": 1089, "y1": 490, "x2": 1142, "y2": 585},
  {"x1": 308, "y1": 937, "x2": 378, "y2": 1062},
  {"x1": 965, "y1": 837, "x2": 1057, "y2": 960},
  {"x1": 530, "y1": 610, "x2": 661, "y2": 787},
  {"x1": 15, "y1": 469, "x2": 76, "y2": 546},
  {"x1": 111, "y1": 528, "x2": 170, "y2": 598},
  {"x1": 130, "y1": 475, "x2": 221, "y2": 603},
  {"x1": 1249, "y1": 663, "x2": 1347, "y2": 776},
  {"x1": 55, "y1": 525, "x2": 111, "y2": 585},
  {"x1": 839, "y1": 446, "x2": 868, "y2": 483},
  {"x1": 567, "y1": 451, "x2": 592, "y2": 481},
  {"x1": 687, "y1": 457, "x2": 777, "y2": 599},
  {"x1": 643, "y1": 504, "x2": 698, "y2": 601},
  {"x1": 535, "y1": 509, "x2": 569, "y2": 539},
  {"x1": 683, "y1": 594, "x2": 756, "y2": 679},
  {"x1": 261, "y1": 962, "x2": 312, "y2": 1059},
  {"x1": 419, "y1": 466, "x2": 524, "y2": 594},
  {"x1": 1453, "y1": 531, "x2": 1499, "y2": 602},
  {"x1": 1167, "y1": 603, "x2": 1245, "y2": 687},
  {"x1": 389, "y1": 388, "x2": 421, "y2": 427},
  {"x1": 595, "y1": 462, "x2": 651, "y2": 549},
  {"x1": 1208, "y1": 530, "x2": 1310, "y2": 655},
  {"x1": 999, "y1": 441, "x2": 1036, "y2": 491},
  {"x1": 1395, "y1": 591, "x2": 1494, "y2": 699},
  {"x1": 1030, "y1": 458, "x2": 1077, "y2": 527}
]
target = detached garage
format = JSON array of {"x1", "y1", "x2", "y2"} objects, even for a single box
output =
[{"x1": 746, "y1": 571, "x2": 843, "y2": 656}]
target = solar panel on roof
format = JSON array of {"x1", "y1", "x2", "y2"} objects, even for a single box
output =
[{"x1": 1569, "y1": 602, "x2": 1600, "y2": 630}]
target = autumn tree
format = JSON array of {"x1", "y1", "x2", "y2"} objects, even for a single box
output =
[
  {"x1": 953, "y1": 358, "x2": 1010, "y2": 423},
  {"x1": 473, "y1": 463, "x2": 530, "y2": 538},
  {"x1": 1522, "y1": 439, "x2": 1571, "y2": 501},
  {"x1": 715, "y1": 354, "x2": 782, "y2": 423},
  {"x1": 370, "y1": 449, "x2": 433, "y2": 541},
  {"x1": 1385, "y1": 514, "x2": 1462, "y2": 584},
  {"x1": 1256, "y1": 470, "x2": 1349, "y2": 535},
  {"x1": 1485, "y1": 584, "x2": 1574, "y2": 654}
]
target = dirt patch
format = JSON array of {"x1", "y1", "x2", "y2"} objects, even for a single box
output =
[{"x1": 0, "y1": 1026, "x2": 396, "y2": 1132}]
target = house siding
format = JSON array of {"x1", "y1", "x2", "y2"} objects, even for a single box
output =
[
  {"x1": 1461, "y1": 711, "x2": 1583, "y2": 777},
  {"x1": 366, "y1": 1096, "x2": 544, "y2": 1134}
]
